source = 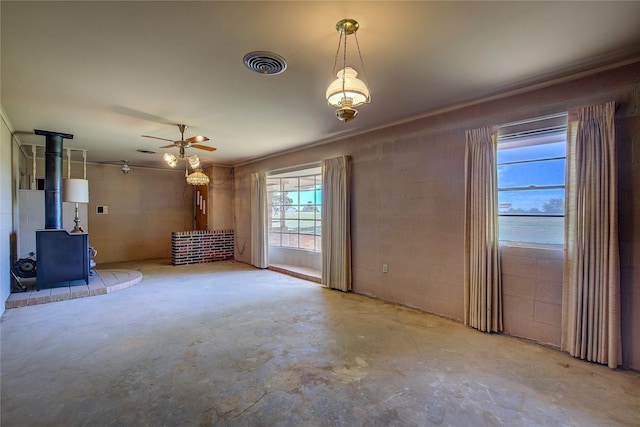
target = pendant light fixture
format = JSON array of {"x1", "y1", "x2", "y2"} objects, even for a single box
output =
[
  {"x1": 186, "y1": 168, "x2": 210, "y2": 186},
  {"x1": 326, "y1": 18, "x2": 371, "y2": 122}
]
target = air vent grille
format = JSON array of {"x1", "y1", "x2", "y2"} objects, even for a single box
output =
[{"x1": 243, "y1": 51, "x2": 287, "y2": 75}]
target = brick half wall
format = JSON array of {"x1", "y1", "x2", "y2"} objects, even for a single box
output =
[{"x1": 171, "y1": 230, "x2": 235, "y2": 266}]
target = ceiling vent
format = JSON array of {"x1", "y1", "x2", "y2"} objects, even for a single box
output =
[{"x1": 243, "y1": 51, "x2": 287, "y2": 75}]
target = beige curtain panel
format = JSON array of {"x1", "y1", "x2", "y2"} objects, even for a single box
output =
[
  {"x1": 464, "y1": 127, "x2": 503, "y2": 332},
  {"x1": 562, "y1": 101, "x2": 621, "y2": 369},
  {"x1": 321, "y1": 155, "x2": 352, "y2": 292},
  {"x1": 251, "y1": 172, "x2": 269, "y2": 269}
]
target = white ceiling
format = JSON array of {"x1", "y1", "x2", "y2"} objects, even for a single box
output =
[{"x1": 3, "y1": 1, "x2": 640, "y2": 169}]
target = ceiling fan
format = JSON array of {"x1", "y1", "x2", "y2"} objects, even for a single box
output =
[{"x1": 141, "y1": 124, "x2": 216, "y2": 159}]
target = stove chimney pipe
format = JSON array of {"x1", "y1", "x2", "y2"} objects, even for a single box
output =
[{"x1": 34, "y1": 129, "x2": 74, "y2": 229}]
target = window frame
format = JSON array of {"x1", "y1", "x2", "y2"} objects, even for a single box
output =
[
  {"x1": 266, "y1": 167, "x2": 322, "y2": 253},
  {"x1": 496, "y1": 115, "x2": 568, "y2": 244}
]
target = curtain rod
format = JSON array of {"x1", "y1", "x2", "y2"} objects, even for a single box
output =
[{"x1": 499, "y1": 112, "x2": 568, "y2": 129}]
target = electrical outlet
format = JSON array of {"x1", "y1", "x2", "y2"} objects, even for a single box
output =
[{"x1": 382, "y1": 263, "x2": 388, "y2": 273}]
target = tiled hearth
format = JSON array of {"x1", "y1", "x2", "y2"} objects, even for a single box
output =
[{"x1": 5, "y1": 269, "x2": 143, "y2": 309}]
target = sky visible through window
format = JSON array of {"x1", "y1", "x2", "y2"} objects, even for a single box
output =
[{"x1": 497, "y1": 132, "x2": 565, "y2": 213}]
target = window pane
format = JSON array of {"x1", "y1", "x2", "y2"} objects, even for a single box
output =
[
  {"x1": 269, "y1": 220, "x2": 283, "y2": 230},
  {"x1": 266, "y1": 180, "x2": 281, "y2": 191},
  {"x1": 283, "y1": 219, "x2": 297, "y2": 232},
  {"x1": 284, "y1": 209, "x2": 298, "y2": 219},
  {"x1": 498, "y1": 158, "x2": 565, "y2": 188},
  {"x1": 268, "y1": 232, "x2": 281, "y2": 246},
  {"x1": 286, "y1": 192, "x2": 299, "y2": 205},
  {"x1": 298, "y1": 176, "x2": 316, "y2": 189},
  {"x1": 498, "y1": 188, "x2": 564, "y2": 215},
  {"x1": 267, "y1": 192, "x2": 281, "y2": 207},
  {"x1": 498, "y1": 136, "x2": 565, "y2": 163},
  {"x1": 282, "y1": 179, "x2": 298, "y2": 192},
  {"x1": 299, "y1": 234, "x2": 315, "y2": 250},
  {"x1": 266, "y1": 172, "x2": 322, "y2": 252},
  {"x1": 499, "y1": 216, "x2": 564, "y2": 245},
  {"x1": 282, "y1": 233, "x2": 299, "y2": 248},
  {"x1": 270, "y1": 208, "x2": 282, "y2": 219},
  {"x1": 299, "y1": 220, "x2": 315, "y2": 234},
  {"x1": 315, "y1": 222, "x2": 322, "y2": 236},
  {"x1": 299, "y1": 190, "x2": 316, "y2": 205},
  {"x1": 496, "y1": 121, "x2": 567, "y2": 244}
]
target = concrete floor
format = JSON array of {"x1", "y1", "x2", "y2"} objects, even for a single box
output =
[{"x1": 1, "y1": 260, "x2": 639, "y2": 426}]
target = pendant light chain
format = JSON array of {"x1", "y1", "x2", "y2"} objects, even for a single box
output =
[
  {"x1": 331, "y1": 31, "x2": 344, "y2": 80},
  {"x1": 353, "y1": 31, "x2": 370, "y2": 92},
  {"x1": 341, "y1": 25, "x2": 348, "y2": 100}
]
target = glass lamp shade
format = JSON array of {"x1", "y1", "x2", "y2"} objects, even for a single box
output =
[
  {"x1": 164, "y1": 152, "x2": 178, "y2": 168},
  {"x1": 62, "y1": 178, "x2": 89, "y2": 203},
  {"x1": 326, "y1": 67, "x2": 370, "y2": 107},
  {"x1": 186, "y1": 168, "x2": 210, "y2": 186},
  {"x1": 188, "y1": 155, "x2": 200, "y2": 169}
]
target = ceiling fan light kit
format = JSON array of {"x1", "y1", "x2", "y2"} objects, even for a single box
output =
[
  {"x1": 326, "y1": 18, "x2": 371, "y2": 122},
  {"x1": 163, "y1": 153, "x2": 178, "y2": 168},
  {"x1": 142, "y1": 124, "x2": 216, "y2": 172},
  {"x1": 188, "y1": 154, "x2": 201, "y2": 169}
]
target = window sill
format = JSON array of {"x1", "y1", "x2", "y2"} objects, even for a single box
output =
[
  {"x1": 269, "y1": 246, "x2": 321, "y2": 254},
  {"x1": 499, "y1": 240, "x2": 564, "y2": 251}
]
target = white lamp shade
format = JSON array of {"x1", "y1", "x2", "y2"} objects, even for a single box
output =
[
  {"x1": 326, "y1": 67, "x2": 370, "y2": 107},
  {"x1": 63, "y1": 178, "x2": 89, "y2": 203}
]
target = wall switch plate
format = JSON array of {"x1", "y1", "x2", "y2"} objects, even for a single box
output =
[
  {"x1": 96, "y1": 206, "x2": 109, "y2": 214},
  {"x1": 382, "y1": 263, "x2": 388, "y2": 273}
]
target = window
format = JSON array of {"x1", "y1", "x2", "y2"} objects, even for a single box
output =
[
  {"x1": 267, "y1": 169, "x2": 322, "y2": 252},
  {"x1": 497, "y1": 115, "x2": 567, "y2": 244}
]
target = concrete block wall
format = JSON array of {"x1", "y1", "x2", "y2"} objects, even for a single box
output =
[
  {"x1": 171, "y1": 230, "x2": 234, "y2": 265},
  {"x1": 233, "y1": 61, "x2": 640, "y2": 370},
  {"x1": 87, "y1": 164, "x2": 194, "y2": 263},
  {"x1": 501, "y1": 244, "x2": 564, "y2": 347}
]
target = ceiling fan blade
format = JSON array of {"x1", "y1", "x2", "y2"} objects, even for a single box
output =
[
  {"x1": 141, "y1": 134, "x2": 175, "y2": 143},
  {"x1": 186, "y1": 135, "x2": 209, "y2": 143},
  {"x1": 192, "y1": 144, "x2": 217, "y2": 152},
  {"x1": 159, "y1": 144, "x2": 177, "y2": 148}
]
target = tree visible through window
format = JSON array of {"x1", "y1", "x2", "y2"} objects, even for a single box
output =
[
  {"x1": 497, "y1": 117, "x2": 567, "y2": 244},
  {"x1": 267, "y1": 171, "x2": 322, "y2": 252}
]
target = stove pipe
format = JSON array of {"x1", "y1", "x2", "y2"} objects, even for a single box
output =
[{"x1": 34, "y1": 129, "x2": 74, "y2": 229}]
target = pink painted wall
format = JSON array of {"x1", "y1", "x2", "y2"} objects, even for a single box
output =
[{"x1": 233, "y1": 61, "x2": 640, "y2": 370}]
